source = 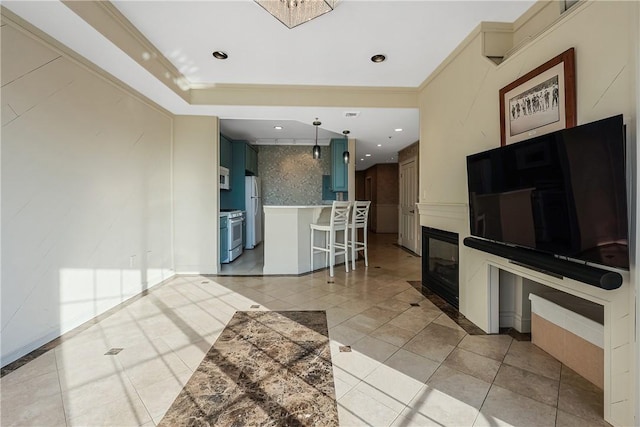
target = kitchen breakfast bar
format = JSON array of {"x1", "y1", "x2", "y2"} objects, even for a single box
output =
[{"x1": 263, "y1": 205, "x2": 346, "y2": 275}]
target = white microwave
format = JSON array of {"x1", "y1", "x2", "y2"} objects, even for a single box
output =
[{"x1": 219, "y1": 166, "x2": 230, "y2": 190}]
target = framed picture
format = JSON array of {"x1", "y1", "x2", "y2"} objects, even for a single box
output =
[{"x1": 499, "y1": 48, "x2": 576, "y2": 146}]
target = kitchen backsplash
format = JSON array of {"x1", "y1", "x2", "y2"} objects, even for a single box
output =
[{"x1": 259, "y1": 145, "x2": 330, "y2": 205}]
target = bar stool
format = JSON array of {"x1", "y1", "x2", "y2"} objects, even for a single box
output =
[
  {"x1": 348, "y1": 201, "x2": 371, "y2": 269},
  {"x1": 310, "y1": 201, "x2": 351, "y2": 277}
]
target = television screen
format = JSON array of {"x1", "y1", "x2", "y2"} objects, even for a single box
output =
[{"x1": 466, "y1": 115, "x2": 628, "y2": 269}]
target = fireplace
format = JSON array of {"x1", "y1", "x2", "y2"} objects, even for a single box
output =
[{"x1": 422, "y1": 227, "x2": 459, "y2": 309}]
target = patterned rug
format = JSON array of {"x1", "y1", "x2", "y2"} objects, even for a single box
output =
[{"x1": 159, "y1": 311, "x2": 339, "y2": 426}]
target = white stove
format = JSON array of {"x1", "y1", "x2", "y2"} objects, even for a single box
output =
[{"x1": 220, "y1": 209, "x2": 245, "y2": 263}]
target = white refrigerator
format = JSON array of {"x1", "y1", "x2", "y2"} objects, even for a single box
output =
[{"x1": 245, "y1": 176, "x2": 262, "y2": 249}]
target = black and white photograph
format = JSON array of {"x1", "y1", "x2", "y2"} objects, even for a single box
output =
[
  {"x1": 508, "y1": 75, "x2": 559, "y2": 137},
  {"x1": 499, "y1": 48, "x2": 576, "y2": 146}
]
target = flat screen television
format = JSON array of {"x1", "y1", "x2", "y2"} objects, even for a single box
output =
[{"x1": 466, "y1": 114, "x2": 628, "y2": 269}]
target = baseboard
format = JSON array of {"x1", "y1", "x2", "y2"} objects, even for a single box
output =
[
  {"x1": 1, "y1": 271, "x2": 176, "y2": 369},
  {"x1": 499, "y1": 310, "x2": 515, "y2": 328},
  {"x1": 514, "y1": 313, "x2": 532, "y2": 333}
]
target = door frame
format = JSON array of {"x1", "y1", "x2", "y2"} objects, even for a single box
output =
[{"x1": 399, "y1": 156, "x2": 419, "y2": 253}]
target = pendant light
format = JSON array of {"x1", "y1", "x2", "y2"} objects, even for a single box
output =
[
  {"x1": 342, "y1": 130, "x2": 350, "y2": 164},
  {"x1": 312, "y1": 119, "x2": 321, "y2": 159}
]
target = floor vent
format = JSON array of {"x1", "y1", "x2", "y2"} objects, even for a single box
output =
[
  {"x1": 410, "y1": 302, "x2": 420, "y2": 307},
  {"x1": 339, "y1": 346, "x2": 352, "y2": 353},
  {"x1": 250, "y1": 305, "x2": 260, "y2": 309},
  {"x1": 104, "y1": 348, "x2": 123, "y2": 355}
]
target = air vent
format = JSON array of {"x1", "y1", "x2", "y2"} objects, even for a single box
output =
[{"x1": 343, "y1": 111, "x2": 360, "y2": 118}]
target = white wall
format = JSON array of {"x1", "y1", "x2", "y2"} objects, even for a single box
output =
[
  {"x1": 172, "y1": 116, "x2": 219, "y2": 274},
  {"x1": 418, "y1": 2, "x2": 637, "y2": 425},
  {"x1": 1, "y1": 23, "x2": 173, "y2": 365}
]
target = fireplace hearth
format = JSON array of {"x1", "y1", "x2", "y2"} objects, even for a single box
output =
[{"x1": 422, "y1": 227, "x2": 459, "y2": 309}]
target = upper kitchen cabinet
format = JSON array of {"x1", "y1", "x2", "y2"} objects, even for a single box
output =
[
  {"x1": 322, "y1": 175, "x2": 337, "y2": 201},
  {"x1": 220, "y1": 134, "x2": 232, "y2": 169},
  {"x1": 222, "y1": 140, "x2": 259, "y2": 210},
  {"x1": 245, "y1": 144, "x2": 258, "y2": 176},
  {"x1": 330, "y1": 138, "x2": 348, "y2": 192}
]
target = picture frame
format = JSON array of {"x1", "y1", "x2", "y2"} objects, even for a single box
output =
[{"x1": 499, "y1": 48, "x2": 576, "y2": 146}]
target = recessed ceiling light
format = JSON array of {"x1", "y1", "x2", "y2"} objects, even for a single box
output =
[
  {"x1": 371, "y1": 54, "x2": 386, "y2": 63},
  {"x1": 395, "y1": 128, "x2": 403, "y2": 132},
  {"x1": 212, "y1": 51, "x2": 228, "y2": 60},
  {"x1": 360, "y1": 158, "x2": 364, "y2": 161},
  {"x1": 365, "y1": 154, "x2": 371, "y2": 157},
  {"x1": 274, "y1": 126, "x2": 283, "y2": 130},
  {"x1": 377, "y1": 144, "x2": 382, "y2": 147}
]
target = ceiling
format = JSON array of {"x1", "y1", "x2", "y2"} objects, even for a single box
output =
[{"x1": 4, "y1": 0, "x2": 535, "y2": 170}]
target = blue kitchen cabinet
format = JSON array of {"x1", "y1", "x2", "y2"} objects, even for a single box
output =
[
  {"x1": 220, "y1": 138, "x2": 259, "y2": 210},
  {"x1": 330, "y1": 138, "x2": 348, "y2": 192},
  {"x1": 322, "y1": 175, "x2": 336, "y2": 201},
  {"x1": 220, "y1": 134, "x2": 232, "y2": 169},
  {"x1": 245, "y1": 144, "x2": 258, "y2": 176},
  {"x1": 228, "y1": 140, "x2": 248, "y2": 210}
]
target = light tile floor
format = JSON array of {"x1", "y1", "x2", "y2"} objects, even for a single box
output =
[
  {"x1": 0, "y1": 234, "x2": 607, "y2": 426},
  {"x1": 219, "y1": 242, "x2": 264, "y2": 275}
]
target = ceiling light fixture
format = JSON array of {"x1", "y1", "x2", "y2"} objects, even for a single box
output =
[
  {"x1": 395, "y1": 128, "x2": 403, "y2": 132},
  {"x1": 255, "y1": 0, "x2": 338, "y2": 29},
  {"x1": 365, "y1": 154, "x2": 371, "y2": 157},
  {"x1": 212, "y1": 51, "x2": 228, "y2": 60},
  {"x1": 371, "y1": 54, "x2": 386, "y2": 63},
  {"x1": 312, "y1": 118, "x2": 321, "y2": 159},
  {"x1": 377, "y1": 144, "x2": 382, "y2": 147},
  {"x1": 274, "y1": 126, "x2": 283, "y2": 130},
  {"x1": 342, "y1": 130, "x2": 350, "y2": 164}
]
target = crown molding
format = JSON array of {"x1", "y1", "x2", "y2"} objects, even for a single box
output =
[
  {"x1": 190, "y1": 83, "x2": 419, "y2": 109},
  {"x1": 0, "y1": 6, "x2": 172, "y2": 117},
  {"x1": 62, "y1": 0, "x2": 190, "y2": 103}
]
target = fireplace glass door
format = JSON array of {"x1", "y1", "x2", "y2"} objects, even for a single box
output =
[{"x1": 422, "y1": 227, "x2": 459, "y2": 308}]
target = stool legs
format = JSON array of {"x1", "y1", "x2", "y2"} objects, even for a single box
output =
[
  {"x1": 351, "y1": 227, "x2": 357, "y2": 270},
  {"x1": 363, "y1": 228, "x2": 368, "y2": 267},
  {"x1": 310, "y1": 229, "x2": 314, "y2": 272}
]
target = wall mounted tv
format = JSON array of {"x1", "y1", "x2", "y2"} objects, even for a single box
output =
[{"x1": 466, "y1": 114, "x2": 628, "y2": 269}]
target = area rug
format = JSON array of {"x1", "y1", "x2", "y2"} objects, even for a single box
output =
[{"x1": 159, "y1": 311, "x2": 339, "y2": 427}]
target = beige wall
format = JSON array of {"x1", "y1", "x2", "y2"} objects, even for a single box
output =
[
  {"x1": 1, "y1": 21, "x2": 173, "y2": 365},
  {"x1": 420, "y1": 2, "x2": 636, "y2": 206},
  {"x1": 418, "y1": 2, "x2": 637, "y2": 425},
  {"x1": 172, "y1": 116, "x2": 219, "y2": 274}
]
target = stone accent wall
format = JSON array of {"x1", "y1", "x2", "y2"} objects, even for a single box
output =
[{"x1": 259, "y1": 145, "x2": 330, "y2": 206}]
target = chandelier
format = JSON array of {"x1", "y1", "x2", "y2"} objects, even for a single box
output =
[{"x1": 255, "y1": 0, "x2": 338, "y2": 29}]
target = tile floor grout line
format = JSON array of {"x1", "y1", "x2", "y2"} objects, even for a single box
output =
[
  {"x1": 53, "y1": 347, "x2": 70, "y2": 427},
  {"x1": 1, "y1": 234, "x2": 606, "y2": 426}
]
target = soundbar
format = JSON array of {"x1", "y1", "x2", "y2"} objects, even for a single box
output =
[{"x1": 463, "y1": 237, "x2": 623, "y2": 290}]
